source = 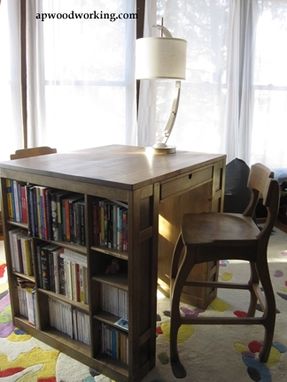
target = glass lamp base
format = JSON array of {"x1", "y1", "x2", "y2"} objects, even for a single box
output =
[{"x1": 152, "y1": 142, "x2": 176, "y2": 154}]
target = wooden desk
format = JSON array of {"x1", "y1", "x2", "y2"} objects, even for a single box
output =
[{"x1": 0, "y1": 145, "x2": 225, "y2": 381}]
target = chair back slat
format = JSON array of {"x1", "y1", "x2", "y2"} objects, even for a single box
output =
[{"x1": 247, "y1": 163, "x2": 272, "y2": 202}]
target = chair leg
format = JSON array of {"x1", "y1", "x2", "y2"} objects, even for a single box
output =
[
  {"x1": 247, "y1": 262, "x2": 259, "y2": 317},
  {"x1": 256, "y1": 260, "x2": 276, "y2": 362},
  {"x1": 170, "y1": 248, "x2": 196, "y2": 378}
]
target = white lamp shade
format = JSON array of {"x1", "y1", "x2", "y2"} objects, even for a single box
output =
[{"x1": 136, "y1": 37, "x2": 187, "y2": 80}]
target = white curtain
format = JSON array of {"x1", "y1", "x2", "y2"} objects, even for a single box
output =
[
  {"x1": 251, "y1": 0, "x2": 287, "y2": 168},
  {"x1": 0, "y1": 0, "x2": 23, "y2": 160},
  {"x1": 224, "y1": 0, "x2": 257, "y2": 163},
  {"x1": 26, "y1": 0, "x2": 137, "y2": 152},
  {"x1": 139, "y1": 0, "x2": 287, "y2": 169}
]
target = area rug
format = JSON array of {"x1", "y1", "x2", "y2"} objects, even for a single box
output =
[{"x1": 0, "y1": 228, "x2": 287, "y2": 382}]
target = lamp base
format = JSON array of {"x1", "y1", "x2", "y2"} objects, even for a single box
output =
[{"x1": 152, "y1": 142, "x2": 176, "y2": 154}]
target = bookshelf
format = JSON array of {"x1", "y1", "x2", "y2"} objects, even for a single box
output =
[{"x1": 0, "y1": 145, "x2": 225, "y2": 381}]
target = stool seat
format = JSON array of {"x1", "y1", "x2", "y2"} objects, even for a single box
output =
[{"x1": 182, "y1": 212, "x2": 260, "y2": 245}]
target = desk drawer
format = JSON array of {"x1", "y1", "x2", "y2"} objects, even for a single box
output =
[{"x1": 160, "y1": 166, "x2": 213, "y2": 200}]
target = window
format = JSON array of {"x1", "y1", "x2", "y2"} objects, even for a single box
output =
[
  {"x1": 141, "y1": 0, "x2": 287, "y2": 168},
  {"x1": 251, "y1": 0, "x2": 287, "y2": 168},
  {"x1": 0, "y1": 0, "x2": 23, "y2": 160},
  {"x1": 27, "y1": 0, "x2": 137, "y2": 151}
]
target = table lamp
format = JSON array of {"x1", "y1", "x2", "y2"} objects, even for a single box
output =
[{"x1": 136, "y1": 21, "x2": 187, "y2": 154}]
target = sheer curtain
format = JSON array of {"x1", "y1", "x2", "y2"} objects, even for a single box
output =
[
  {"x1": 224, "y1": 0, "x2": 257, "y2": 163},
  {"x1": 139, "y1": 0, "x2": 287, "y2": 168},
  {"x1": 251, "y1": 0, "x2": 287, "y2": 168},
  {"x1": 26, "y1": 0, "x2": 137, "y2": 152},
  {"x1": 0, "y1": 0, "x2": 23, "y2": 160}
]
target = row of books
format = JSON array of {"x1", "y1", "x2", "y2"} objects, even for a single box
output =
[
  {"x1": 48, "y1": 298, "x2": 91, "y2": 345},
  {"x1": 6, "y1": 179, "x2": 28, "y2": 224},
  {"x1": 37, "y1": 244, "x2": 88, "y2": 304},
  {"x1": 101, "y1": 323, "x2": 128, "y2": 364},
  {"x1": 92, "y1": 199, "x2": 128, "y2": 252},
  {"x1": 17, "y1": 280, "x2": 36, "y2": 325},
  {"x1": 27, "y1": 186, "x2": 86, "y2": 245},
  {"x1": 9, "y1": 229, "x2": 34, "y2": 276},
  {"x1": 6, "y1": 179, "x2": 130, "y2": 252},
  {"x1": 101, "y1": 283, "x2": 128, "y2": 321}
]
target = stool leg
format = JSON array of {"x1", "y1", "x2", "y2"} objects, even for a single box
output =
[
  {"x1": 256, "y1": 259, "x2": 276, "y2": 362},
  {"x1": 247, "y1": 262, "x2": 259, "y2": 317},
  {"x1": 170, "y1": 234, "x2": 184, "y2": 294},
  {"x1": 170, "y1": 249, "x2": 195, "y2": 378}
]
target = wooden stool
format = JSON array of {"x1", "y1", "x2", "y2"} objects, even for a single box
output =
[{"x1": 170, "y1": 163, "x2": 280, "y2": 378}]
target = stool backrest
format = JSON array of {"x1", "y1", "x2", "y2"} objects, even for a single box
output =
[
  {"x1": 245, "y1": 163, "x2": 280, "y2": 247},
  {"x1": 10, "y1": 146, "x2": 57, "y2": 160},
  {"x1": 244, "y1": 163, "x2": 274, "y2": 217}
]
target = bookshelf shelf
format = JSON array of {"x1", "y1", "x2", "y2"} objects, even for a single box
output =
[
  {"x1": 94, "y1": 311, "x2": 125, "y2": 328},
  {"x1": 38, "y1": 288, "x2": 90, "y2": 313},
  {"x1": 95, "y1": 354, "x2": 129, "y2": 376},
  {"x1": 7, "y1": 220, "x2": 29, "y2": 229},
  {"x1": 91, "y1": 246, "x2": 128, "y2": 261},
  {"x1": 13, "y1": 271, "x2": 35, "y2": 283},
  {"x1": 93, "y1": 274, "x2": 128, "y2": 290},
  {"x1": 14, "y1": 315, "x2": 36, "y2": 329},
  {"x1": 41, "y1": 327, "x2": 91, "y2": 356},
  {"x1": 41, "y1": 239, "x2": 88, "y2": 255},
  {"x1": 0, "y1": 145, "x2": 225, "y2": 381}
]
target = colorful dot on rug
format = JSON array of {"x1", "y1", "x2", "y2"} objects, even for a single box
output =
[
  {"x1": 242, "y1": 354, "x2": 271, "y2": 382},
  {"x1": 161, "y1": 320, "x2": 194, "y2": 343},
  {"x1": 210, "y1": 297, "x2": 231, "y2": 312},
  {"x1": 273, "y1": 341, "x2": 287, "y2": 353},
  {"x1": 7, "y1": 330, "x2": 31, "y2": 342},
  {"x1": 267, "y1": 347, "x2": 281, "y2": 367},
  {"x1": 234, "y1": 310, "x2": 247, "y2": 318},
  {"x1": 248, "y1": 340, "x2": 262, "y2": 353},
  {"x1": 274, "y1": 270, "x2": 284, "y2": 277},
  {"x1": 180, "y1": 306, "x2": 204, "y2": 318},
  {"x1": 0, "y1": 264, "x2": 6, "y2": 278},
  {"x1": 220, "y1": 272, "x2": 233, "y2": 281},
  {"x1": 158, "y1": 351, "x2": 169, "y2": 365}
]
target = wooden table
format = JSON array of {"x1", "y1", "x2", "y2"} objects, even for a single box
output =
[{"x1": 0, "y1": 145, "x2": 225, "y2": 381}]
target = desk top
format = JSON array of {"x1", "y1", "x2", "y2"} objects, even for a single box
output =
[{"x1": 0, "y1": 145, "x2": 225, "y2": 189}]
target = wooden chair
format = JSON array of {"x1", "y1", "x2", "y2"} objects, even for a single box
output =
[
  {"x1": 170, "y1": 163, "x2": 280, "y2": 378},
  {"x1": 10, "y1": 146, "x2": 57, "y2": 160}
]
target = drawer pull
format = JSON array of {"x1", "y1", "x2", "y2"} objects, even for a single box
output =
[{"x1": 188, "y1": 174, "x2": 193, "y2": 180}]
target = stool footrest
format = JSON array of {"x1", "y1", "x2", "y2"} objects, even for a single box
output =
[{"x1": 180, "y1": 316, "x2": 264, "y2": 325}]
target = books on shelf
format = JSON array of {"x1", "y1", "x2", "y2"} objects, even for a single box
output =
[
  {"x1": 114, "y1": 318, "x2": 128, "y2": 332},
  {"x1": 60, "y1": 248, "x2": 88, "y2": 303},
  {"x1": 101, "y1": 283, "x2": 128, "y2": 320},
  {"x1": 36, "y1": 244, "x2": 88, "y2": 304},
  {"x1": 9, "y1": 229, "x2": 34, "y2": 275},
  {"x1": 48, "y1": 297, "x2": 91, "y2": 345},
  {"x1": 17, "y1": 279, "x2": 37, "y2": 325},
  {"x1": 5, "y1": 178, "x2": 132, "y2": 370},
  {"x1": 26, "y1": 185, "x2": 86, "y2": 245},
  {"x1": 92, "y1": 199, "x2": 128, "y2": 252},
  {"x1": 6, "y1": 179, "x2": 28, "y2": 224},
  {"x1": 101, "y1": 323, "x2": 128, "y2": 364}
]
